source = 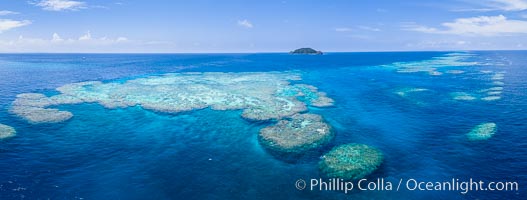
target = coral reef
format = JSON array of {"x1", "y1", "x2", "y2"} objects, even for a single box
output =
[
  {"x1": 481, "y1": 96, "x2": 501, "y2": 101},
  {"x1": 389, "y1": 53, "x2": 477, "y2": 75},
  {"x1": 319, "y1": 143, "x2": 383, "y2": 180},
  {"x1": 258, "y1": 113, "x2": 334, "y2": 154},
  {"x1": 467, "y1": 123, "x2": 497, "y2": 141},
  {"x1": 480, "y1": 70, "x2": 493, "y2": 74},
  {"x1": 492, "y1": 81, "x2": 504, "y2": 86},
  {"x1": 276, "y1": 84, "x2": 334, "y2": 107},
  {"x1": 395, "y1": 88, "x2": 428, "y2": 97},
  {"x1": 11, "y1": 93, "x2": 74, "y2": 123},
  {"x1": 11, "y1": 72, "x2": 334, "y2": 123},
  {"x1": 450, "y1": 92, "x2": 476, "y2": 101},
  {"x1": 487, "y1": 91, "x2": 502, "y2": 95},
  {"x1": 483, "y1": 87, "x2": 503, "y2": 91},
  {"x1": 446, "y1": 70, "x2": 465, "y2": 74},
  {"x1": 491, "y1": 73, "x2": 505, "y2": 80},
  {"x1": 0, "y1": 123, "x2": 16, "y2": 139},
  {"x1": 428, "y1": 71, "x2": 443, "y2": 76}
]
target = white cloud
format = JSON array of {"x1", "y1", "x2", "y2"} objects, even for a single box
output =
[
  {"x1": 336, "y1": 26, "x2": 380, "y2": 32},
  {"x1": 403, "y1": 23, "x2": 439, "y2": 33},
  {"x1": 335, "y1": 27, "x2": 353, "y2": 32},
  {"x1": 403, "y1": 15, "x2": 527, "y2": 36},
  {"x1": 405, "y1": 40, "x2": 472, "y2": 49},
  {"x1": 358, "y1": 26, "x2": 381, "y2": 31},
  {"x1": 488, "y1": 0, "x2": 527, "y2": 11},
  {"x1": 0, "y1": 32, "x2": 181, "y2": 53},
  {"x1": 237, "y1": 19, "x2": 253, "y2": 28},
  {"x1": 0, "y1": 32, "x2": 131, "y2": 52},
  {"x1": 455, "y1": 0, "x2": 527, "y2": 11},
  {"x1": 0, "y1": 10, "x2": 19, "y2": 16},
  {"x1": 116, "y1": 37, "x2": 128, "y2": 42},
  {"x1": 0, "y1": 19, "x2": 31, "y2": 33},
  {"x1": 347, "y1": 34, "x2": 373, "y2": 39},
  {"x1": 41, "y1": 32, "x2": 126, "y2": 44},
  {"x1": 78, "y1": 31, "x2": 91, "y2": 40},
  {"x1": 33, "y1": 0, "x2": 86, "y2": 11},
  {"x1": 52, "y1": 33, "x2": 63, "y2": 41}
]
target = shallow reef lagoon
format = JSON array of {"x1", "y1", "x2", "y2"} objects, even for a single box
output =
[{"x1": 0, "y1": 51, "x2": 526, "y2": 199}]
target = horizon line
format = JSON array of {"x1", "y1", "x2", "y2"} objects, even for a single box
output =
[{"x1": 0, "y1": 49, "x2": 526, "y2": 54}]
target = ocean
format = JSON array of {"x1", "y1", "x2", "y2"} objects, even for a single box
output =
[{"x1": 0, "y1": 51, "x2": 525, "y2": 199}]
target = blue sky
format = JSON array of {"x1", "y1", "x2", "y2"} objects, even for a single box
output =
[{"x1": 1, "y1": 0, "x2": 527, "y2": 52}]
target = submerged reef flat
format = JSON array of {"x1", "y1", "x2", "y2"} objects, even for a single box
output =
[
  {"x1": 492, "y1": 81, "x2": 505, "y2": 86},
  {"x1": 482, "y1": 87, "x2": 503, "y2": 92},
  {"x1": 467, "y1": 123, "x2": 497, "y2": 141},
  {"x1": 480, "y1": 70, "x2": 493, "y2": 74},
  {"x1": 487, "y1": 91, "x2": 502, "y2": 95},
  {"x1": 452, "y1": 86, "x2": 504, "y2": 102},
  {"x1": 387, "y1": 53, "x2": 507, "y2": 104},
  {"x1": 395, "y1": 88, "x2": 429, "y2": 97},
  {"x1": 428, "y1": 71, "x2": 443, "y2": 76},
  {"x1": 388, "y1": 53, "x2": 477, "y2": 75},
  {"x1": 319, "y1": 144, "x2": 383, "y2": 180},
  {"x1": 258, "y1": 113, "x2": 334, "y2": 154},
  {"x1": 479, "y1": 87, "x2": 503, "y2": 101},
  {"x1": 394, "y1": 87, "x2": 433, "y2": 106},
  {"x1": 277, "y1": 84, "x2": 334, "y2": 107},
  {"x1": 11, "y1": 93, "x2": 74, "y2": 123},
  {"x1": 446, "y1": 70, "x2": 465, "y2": 74},
  {"x1": 11, "y1": 72, "x2": 334, "y2": 123},
  {"x1": 481, "y1": 96, "x2": 501, "y2": 101},
  {"x1": 491, "y1": 73, "x2": 505, "y2": 80},
  {"x1": 451, "y1": 92, "x2": 477, "y2": 101},
  {"x1": 0, "y1": 123, "x2": 16, "y2": 139}
]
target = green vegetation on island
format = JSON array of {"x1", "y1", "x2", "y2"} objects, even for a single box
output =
[{"x1": 290, "y1": 48, "x2": 323, "y2": 55}]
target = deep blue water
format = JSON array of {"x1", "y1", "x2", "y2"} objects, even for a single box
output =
[{"x1": 0, "y1": 52, "x2": 526, "y2": 199}]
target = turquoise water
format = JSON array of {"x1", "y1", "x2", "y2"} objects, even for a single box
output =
[{"x1": 0, "y1": 52, "x2": 526, "y2": 199}]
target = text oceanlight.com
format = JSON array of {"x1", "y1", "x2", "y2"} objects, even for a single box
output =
[{"x1": 295, "y1": 178, "x2": 519, "y2": 194}]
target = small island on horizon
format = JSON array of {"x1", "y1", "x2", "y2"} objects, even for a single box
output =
[{"x1": 290, "y1": 48, "x2": 323, "y2": 55}]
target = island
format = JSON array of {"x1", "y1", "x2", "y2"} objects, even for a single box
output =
[{"x1": 290, "y1": 48, "x2": 323, "y2": 55}]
